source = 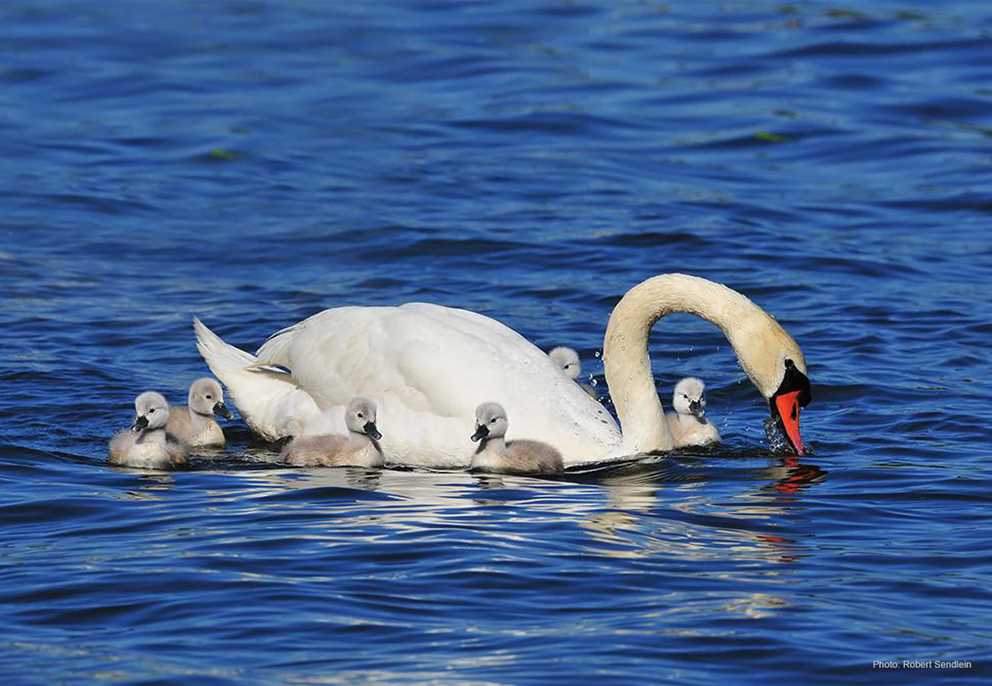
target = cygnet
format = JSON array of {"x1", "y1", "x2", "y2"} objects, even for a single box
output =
[
  {"x1": 280, "y1": 397, "x2": 384, "y2": 468},
  {"x1": 166, "y1": 377, "x2": 233, "y2": 447},
  {"x1": 109, "y1": 391, "x2": 188, "y2": 469},
  {"x1": 469, "y1": 401, "x2": 563, "y2": 474},
  {"x1": 665, "y1": 377, "x2": 721, "y2": 448},
  {"x1": 548, "y1": 346, "x2": 597, "y2": 398}
]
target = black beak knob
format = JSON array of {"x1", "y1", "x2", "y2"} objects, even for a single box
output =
[
  {"x1": 470, "y1": 424, "x2": 489, "y2": 442},
  {"x1": 213, "y1": 401, "x2": 233, "y2": 420},
  {"x1": 689, "y1": 399, "x2": 705, "y2": 420},
  {"x1": 363, "y1": 421, "x2": 382, "y2": 441}
]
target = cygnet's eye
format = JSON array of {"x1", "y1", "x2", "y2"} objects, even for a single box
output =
[
  {"x1": 149, "y1": 408, "x2": 156, "y2": 414},
  {"x1": 357, "y1": 412, "x2": 364, "y2": 419},
  {"x1": 683, "y1": 394, "x2": 689, "y2": 399},
  {"x1": 205, "y1": 394, "x2": 212, "y2": 400},
  {"x1": 491, "y1": 418, "x2": 498, "y2": 424}
]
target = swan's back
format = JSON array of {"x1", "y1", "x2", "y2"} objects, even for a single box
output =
[
  {"x1": 470, "y1": 439, "x2": 563, "y2": 474},
  {"x1": 166, "y1": 406, "x2": 225, "y2": 447},
  {"x1": 503, "y1": 439, "x2": 564, "y2": 474},
  {"x1": 256, "y1": 303, "x2": 621, "y2": 466},
  {"x1": 281, "y1": 434, "x2": 349, "y2": 466},
  {"x1": 280, "y1": 433, "x2": 383, "y2": 468}
]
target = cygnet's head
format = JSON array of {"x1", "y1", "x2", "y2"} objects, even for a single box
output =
[
  {"x1": 471, "y1": 402, "x2": 508, "y2": 442},
  {"x1": 188, "y1": 377, "x2": 232, "y2": 419},
  {"x1": 672, "y1": 377, "x2": 707, "y2": 422},
  {"x1": 132, "y1": 391, "x2": 170, "y2": 432},
  {"x1": 345, "y1": 397, "x2": 381, "y2": 440},
  {"x1": 548, "y1": 346, "x2": 581, "y2": 380}
]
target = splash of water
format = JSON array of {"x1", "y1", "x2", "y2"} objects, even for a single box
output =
[
  {"x1": 763, "y1": 417, "x2": 815, "y2": 456},
  {"x1": 764, "y1": 417, "x2": 791, "y2": 454}
]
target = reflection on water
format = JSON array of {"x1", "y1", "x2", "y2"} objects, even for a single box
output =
[{"x1": 576, "y1": 455, "x2": 824, "y2": 569}]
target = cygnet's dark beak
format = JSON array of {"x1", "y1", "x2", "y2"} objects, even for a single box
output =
[
  {"x1": 363, "y1": 421, "x2": 382, "y2": 441},
  {"x1": 470, "y1": 424, "x2": 489, "y2": 442},
  {"x1": 689, "y1": 399, "x2": 706, "y2": 422},
  {"x1": 213, "y1": 401, "x2": 233, "y2": 420},
  {"x1": 131, "y1": 415, "x2": 149, "y2": 432}
]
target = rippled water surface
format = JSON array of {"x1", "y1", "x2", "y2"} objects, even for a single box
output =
[{"x1": 2, "y1": 1, "x2": 991, "y2": 683}]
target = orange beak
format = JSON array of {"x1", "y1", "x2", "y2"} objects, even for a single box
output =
[{"x1": 773, "y1": 390, "x2": 805, "y2": 456}]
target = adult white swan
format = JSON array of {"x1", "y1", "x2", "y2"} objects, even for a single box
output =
[{"x1": 194, "y1": 273, "x2": 811, "y2": 467}]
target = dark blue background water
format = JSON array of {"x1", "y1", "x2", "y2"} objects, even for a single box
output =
[{"x1": 1, "y1": 1, "x2": 990, "y2": 683}]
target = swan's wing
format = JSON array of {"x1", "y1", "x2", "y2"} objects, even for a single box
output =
[{"x1": 269, "y1": 303, "x2": 621, "y2": 466}]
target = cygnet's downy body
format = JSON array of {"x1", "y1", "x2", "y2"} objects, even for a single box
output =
[
  {"x1": 548, "y1": 346, "x2": 597, "y2": 398},
  {"x1": 109, "y1": 391, "x2": 189, "y2": 469},
  {"x1": 281, "y1": 397, "x2": 384, "y2": 468},
  {"x1": 166, "y1": 377, "x2": 233, "y2": 447},
  {"x1": 469, "y1": 401, "x2": 563, "y2": 474},
  {"x1": 665, "y1": 377, "x2": 721, "y2": 447}
]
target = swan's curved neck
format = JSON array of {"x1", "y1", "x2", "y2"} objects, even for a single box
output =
[{"x1": 603, "y1": 274, "x2": 789, "y2": 455}]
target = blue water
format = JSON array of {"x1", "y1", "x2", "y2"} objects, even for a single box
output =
[{"x1": 2, "y1": 1, "x2": 991, "y2": 683}]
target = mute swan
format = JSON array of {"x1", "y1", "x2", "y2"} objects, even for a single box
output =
[
  {"x1": 195, "y1": 273, "x2": 811, "y2": 467},
  {"x1": 109, "y1": 392, "x2": 188, "y2": 469},
  {"x1": 665, "y1": 377, "x2": 721, "y2": 447},
  {"x1": 548, "y1": 345, "x2": 597, "y2": 398},
  {"x1": 280, "y1": 397, "x2": 384, "y2": 468},
  {"x1": 469, "y1": 402, "x2": 564, "y2": 474},
  {"x1": 166, "y1": 377, "x2": 233, "y2": 447}
]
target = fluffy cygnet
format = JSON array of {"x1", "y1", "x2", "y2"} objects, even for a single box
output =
[
  {"x1": 109, "y1": 391, "x2": 188, "y2": 469},
  {"x1": 548, "y1": 346, "x2": 597, "y2": 398},
  {"x1": 280, "y1": 397, "x2": 384, "y2": 468},
  {"x1": 469, "y1": 401, "x2": 563, "y2": 474},
  {"x1": 665, "y1": 377, "x2": 721, "y2": 447},
  {"x1": 166, "y1": 377, "x2": 233, "y2": 447}
]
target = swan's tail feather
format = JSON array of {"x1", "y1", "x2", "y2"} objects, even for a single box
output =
[
  {"x1": 255, "y1": 321, "x2": 300, "y2": 366},
  {"x1": 246, "y1": 363, "x2": 294, "y2": 377},
  {"x1": 194, "y1": 316, "x2": 255, "y2": 371},
  {"x1": 194, "y1": 317, "x2": 317, "y2": 441}
]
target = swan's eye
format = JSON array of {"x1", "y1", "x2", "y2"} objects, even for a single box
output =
[
  {"x1": 683, "y1": 394, "x2": 688, "y2": 399},
  {"x1": 357, "y1": 412, "x2": 364, "y2": 419},
  {"x1": 206, "y1": 395, "x2": 212, "y2": 400},
  {"x1": 491, "y1": 418, "x2": 498, "y2": 423},
  {"x1": 148, "y1": 409, "x2": 155, "y2": 414}
]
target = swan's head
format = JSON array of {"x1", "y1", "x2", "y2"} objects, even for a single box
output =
[
  {"x1": 672, "y1": 377, "x2": 707, "y2": 423},
  {"x1": 766, "y1": 358, "x2": 811, "y2": 456},
  {"x1": 471, "y1": 402, "x2": 508, "y2": 442},
  {"x1": 187, "y1": 377, "x2": 232, "y2": 419},
  {"x1": 345, "y1": 397, "x2": 381, "y2": 441},
  {"x1": 549, "y1": 346, "x2": 581, "y2": 381},
  {"x1": 726, "y1": 302, "x2": 812, "y2": 456},
  {"x1": 132, "y1": 391, "x2": 169, "y2": 432}
]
